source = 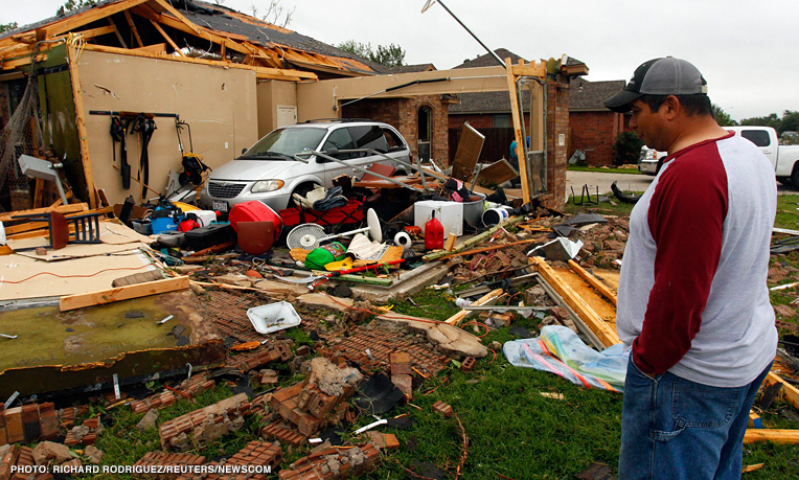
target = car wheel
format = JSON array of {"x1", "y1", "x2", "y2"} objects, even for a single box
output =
[
  {"x1": 289, "y1": 182, "x2": 320, "y2": 209},
  {"x1": 791, "y1": 168, "x2": 799, "y2": 190},
  {"x1": 777, "y1": 176, "x2": 792, "y2": 186}
]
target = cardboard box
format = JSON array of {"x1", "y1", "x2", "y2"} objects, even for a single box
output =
[{"x1": 414, "y1": 201, "x2": 463, "y2": 236}]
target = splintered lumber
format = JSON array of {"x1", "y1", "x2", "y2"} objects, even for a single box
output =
[
  {"x1": 568, "y1": 260, "x2": 617, "y2": 306},
  {"x1": 445, "y1": 288, "x2": 504, "y2": 326},
  {"x1": 744, "y1": 429, "x2": 799, "y2": 445},
  {"x1": 423, "y1": 216, "x2": 525, "y2": 261},
  {"x1": 531, "y1": 256, "x2": 620, "y2": 347},
  {"x1": 59, "y1": 276, "x2": 189, "y2": 311},
  {"x1": 763, "y1": 371, "x2": 799, "y2": 410},
  {"x1": 66, "y1": 44, "x2": 97, "y2": 209},
  {"x1": 112, "y1": 270, "x2": 164, "y2": 287}
]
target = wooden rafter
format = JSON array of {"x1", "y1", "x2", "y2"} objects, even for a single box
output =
[
  {"x1": 123, "y1": 10, "x2": 144, "y2": 47},
  {"x1": 43, "y1": 0, "x2": 151, "y2": 38},
  {"x1": 148, "y1": 19, "x2": 182, "y2": 55},
  {"x1": 107, "y1": 18, "x2": 128, "y2": 48},
  {"x1": 80, "y1": 43, "x2": 317, "y2": 81},
  {"x1": 71, "y1": 24, "x2": 118, "y2": 41}
]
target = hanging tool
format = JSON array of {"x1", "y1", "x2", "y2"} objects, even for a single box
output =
[
  {"x1": 131, "y1": 114, "x2": 157, "y2": 199},
  {"x1": 110, "y1": 115, "x2": 131, "y2": 189},
  {"x1": 168, "y1": 116, "x2": 210, "y2": 199}
]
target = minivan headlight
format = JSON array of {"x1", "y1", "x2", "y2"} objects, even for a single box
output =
[{"x1": 251, "y1": 180, "x2": 285, "y2": 193}]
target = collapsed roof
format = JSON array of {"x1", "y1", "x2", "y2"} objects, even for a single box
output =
[{"x1": 0, "y1": 0, "x2": 383, "y2": 80}]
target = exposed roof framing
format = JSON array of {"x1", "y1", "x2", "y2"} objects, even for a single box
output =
[{"x1": 0, "y1": 0, "x2": 381, "y2": 81}]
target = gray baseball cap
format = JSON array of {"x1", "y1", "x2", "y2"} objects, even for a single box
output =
[{"x1": 603, "y1": 57, "x2": 708, "y2": 113}]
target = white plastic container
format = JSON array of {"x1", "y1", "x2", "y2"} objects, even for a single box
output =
[
  {"x1": 414, "y1": 201, "x2": 463, "y2": 236},
  {"x1": 247, "y1": 301, "x2": 302, "y2": 334}
]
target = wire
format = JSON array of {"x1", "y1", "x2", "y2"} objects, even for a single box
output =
[
  {"x1": 487, "y1": 349, "x2": 497, "y2": 365},
  {"x1": 0, "y1": 265, "x2": 152, "y2": 284}
]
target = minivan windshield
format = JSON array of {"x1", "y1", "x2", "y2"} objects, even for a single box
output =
[{"x1": 239, "y1": 127, "x2": 326, "y2": 160}]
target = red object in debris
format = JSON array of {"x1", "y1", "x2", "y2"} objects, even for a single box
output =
[
  {"x1": 228, "y1": 201, "x2": 282, "y2": 243},
  {"x1": 424, "y1": 211, "x2": 444, "y2": 250},
  {"x1": 178, "y1": 218, "x2": 201, "y2": 232},
  {"x1": 237, "y1": 221, "x2": 275, "y2": 255}
]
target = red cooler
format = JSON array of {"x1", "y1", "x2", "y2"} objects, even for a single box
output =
[{"x1": 228, "y1": 201, "x2": 283, "y2": 243}]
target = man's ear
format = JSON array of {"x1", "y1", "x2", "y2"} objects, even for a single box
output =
[{"x1": 662, "y1": 95, "x2": 681, "y2": 120}]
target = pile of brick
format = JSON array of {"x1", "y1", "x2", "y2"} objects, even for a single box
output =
[
  {"x1": 278, "y1": 443, "x2": 381, "y2": 480},
  {"x1": 227, "y1": 343, "x2": 293, "y2": 372},
  {"x1": 64, "y1": 417, "x2": 102, "y2": 447},
  {"x1": 577, "y1": 217, "x2": 630, "y2": 270},
  {"x1": 0, "y1": 442, "x2": 80, "y2": 480},
  {"x1": 322, "y1": 323, "x2": 448, "y2": 378},
  {"x1": 130, "y1": 374, "x2": 217, "y2": 414},
  {"x1": 268, "y1": 358, "x2": 362, "y2": 437},
  {"x1": 0, "y1": 403, "x2": 61, "y2": 446},
  {"x1": 159, "y1": 393, "x2": 251, "y2": 452}
]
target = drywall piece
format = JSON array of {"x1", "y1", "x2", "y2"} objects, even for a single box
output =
[
  {"x1": 377, "y1": 314, "x2": 488, "y2": 358},
  {"x1": 531, "y1": 256, "x2": 620, "y2": 347},
  {"x1": 349, "y1": 261, "x2": 451, "y2": 304},
  {"x1": 60, "y1": 276, "x2": 190, "y2": 311},
  {"x1": 0, "y1": 250, "x2": 154, "y2": 301},
  {"x1": 451, "y1": 122, "x2": 485, "y2": 182},
  {"x1": 297, "y1": 293, "x2": 354, "y2": 313}
]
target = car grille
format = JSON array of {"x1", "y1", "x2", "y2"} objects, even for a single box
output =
[{"x1": 208, "y1": 182, "x2": 246, "y2": 199}]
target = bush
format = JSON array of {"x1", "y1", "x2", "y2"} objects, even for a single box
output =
[{"x1": 613, "y1": 131, "x2": 645, "y2": 166}]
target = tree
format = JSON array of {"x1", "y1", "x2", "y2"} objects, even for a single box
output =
[
  {"x1": 613, "y1": 130, "x2": 645, "y2": 166},
  {"x1": 0, "y1": 22, "x2": 18, "y2": 34},
  {"x1": 712, "y1": 104, "x2": 737, "y2": 127},
  {"x1": 250, "y1": 0, "x2": 294, "y2": 28},
  {"x1": 336, "y1": 40, "x2": 406, "y2": 68},
  {"x1": 740, "y1": 113, "x2": 781, "y2": 131},
  {"x1": 56, "y1": 0, "x2": 97, "y2": 17}
]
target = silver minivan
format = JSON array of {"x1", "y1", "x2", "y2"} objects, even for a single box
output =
[{"x1": 200, "y1": 120, "x2": 412, "y2": 212}]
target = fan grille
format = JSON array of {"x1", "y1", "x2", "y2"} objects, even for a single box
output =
[{"x1": 286, "y1": 224, "x2": 326, "y2": 250}]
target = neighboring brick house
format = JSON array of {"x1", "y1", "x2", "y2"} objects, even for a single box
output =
[
  {"x1": 341, "y1": 63, "x2": 455, "y2": 164},
  {"x1": 448, "y1": 49, "x2": 587, "y2": 165},
  {"x1": 569, "y1": 78, "x2": 628, "y2": 166}
]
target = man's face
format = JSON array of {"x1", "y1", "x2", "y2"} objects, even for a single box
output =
[{"x1": 629, "y1": 99, "x2": 668, "y2": 151}]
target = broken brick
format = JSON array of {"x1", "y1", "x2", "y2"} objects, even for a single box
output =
[
  {"x1": 4, "y1": 408, "x2": 23, "y2": 445},
  {"x1": 432, "y1": 401, "x2": 453, "y2": 418},
  {"x1": 461, "y1": 357, "x2": 476, "y2": 372}
]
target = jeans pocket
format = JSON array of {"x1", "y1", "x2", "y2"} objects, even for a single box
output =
[{"x1": 672, "y1": 377, "x2": 743, "y2": 429}]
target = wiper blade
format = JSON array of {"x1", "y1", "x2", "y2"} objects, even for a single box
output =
[{"x1": 239, "y1": 151, "x2": 294, "y2": 160}]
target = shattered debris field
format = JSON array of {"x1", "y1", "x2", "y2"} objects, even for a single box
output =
[{"x1": 1, "y1": 196, "x2": 798, "y2": 480}]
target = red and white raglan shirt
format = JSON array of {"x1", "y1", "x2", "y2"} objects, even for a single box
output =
[{"x1": 617, "y1": 133, "x2": 778, "y2": 387}]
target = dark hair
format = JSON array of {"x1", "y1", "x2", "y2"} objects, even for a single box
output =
[{"x1": 640, "y1": 93, "x2": 713, "y2": 117}]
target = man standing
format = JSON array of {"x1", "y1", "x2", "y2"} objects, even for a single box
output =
[{"x1": 604, "y1": 58, "x2": 777, "y2": 480}]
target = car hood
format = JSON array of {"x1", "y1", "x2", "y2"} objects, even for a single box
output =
[{"x1": 209, "y1": 159, "x2": 312, "y2": 182}]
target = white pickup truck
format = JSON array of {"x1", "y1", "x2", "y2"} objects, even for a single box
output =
[{"x1": 638, "y1": 126, "x2": 799, "y2": 187}]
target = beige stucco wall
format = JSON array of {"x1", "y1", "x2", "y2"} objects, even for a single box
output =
[
  {"x1": 256, "y1": 79, "x2": 297, "y2": 137},
  {"x1": 76, "y1": 50, "x2": 258, "y2": 204},
  {"x1": 296, "y1": 66, "x2": 513, "y2": 121}
]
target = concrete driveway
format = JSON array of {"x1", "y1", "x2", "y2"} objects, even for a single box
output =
[
  {"x1": 566, "y1": 170, "x2": 797, "y2": 198},
  {"x1": 566, "y1": 170, "x2": 653, "y2": 197}
]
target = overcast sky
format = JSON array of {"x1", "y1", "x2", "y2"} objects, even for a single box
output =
[{"x1": 4, "y1": 0, "x2": 798, "y2": 121}]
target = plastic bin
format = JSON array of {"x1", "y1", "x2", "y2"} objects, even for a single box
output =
[{"x1": 247, "y1": 301, "x2": 302, "y2": 334}]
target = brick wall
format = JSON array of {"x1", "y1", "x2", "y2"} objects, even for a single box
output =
[
  {"x1": 570, "y1": 111, "x2": 624, "y2": 166},
  {"x1": 342, "y1": 95, "x2": 450, "y2": 165},
  {"x1": 542, "y1": 79, "x2": 570, "y2": 208}
]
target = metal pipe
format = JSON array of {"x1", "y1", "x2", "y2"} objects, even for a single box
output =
[
  {"x1": 294, "y1": 150, "x2": 429, "y2": 193},
  {"x1": 424, "y1": 0, "x2": 504, "y2": 67}
]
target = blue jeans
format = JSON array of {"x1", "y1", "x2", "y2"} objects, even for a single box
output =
[{"x1": 618, "y1": 358, "x2": 771, "y2": 480}]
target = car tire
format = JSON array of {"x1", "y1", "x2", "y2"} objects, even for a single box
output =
[
  {"x1": 777, "y1": 176, "x2": 792, "y2": 186},
  {"x1": 791, "y1": 168, "x2": 799, "y2": 190},
  {"x1": 289, "y1": 182, "x2": 320, "y2": 209}
]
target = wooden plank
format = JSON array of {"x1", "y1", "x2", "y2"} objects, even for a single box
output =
[
  {"x1": 506, "y1": 58, "x2": 531, "y2": 204},
  {"x1": 531, "y1": 256, "x2": 621, "y2": 347},
  {"x1": 763, "y1": 371, "x2": 799, "y2": 410},
  {"x1": 445, "y1": 288, "x2": 504, "y2": 326},
  {"x1": 59, "y1": 276, "x2": 190, "y2": 312},
  {"x1": 151, "y1": 0, "x2": 252, "y2": 55},
  {"x1": 45, "y1": 0, "x2": 152, "y2": 38},
  {"x1": 743, "y1": 429, "x2": 799, "y2": 445},
  {"x1": 72, "y1": 24, "x2": 118, "y2": 41},
  {"x1": 66, "y1": 44, "x2": 97, "y2": 209},
  {"x1": 124, "y1": 10, "x2": 144, "y2": 47},
  {"x1": 568, "y1": 260, "x2": 617, "y2": 306},
  {"x1": 0, "y1": 53, "x2": 47, "y2": 70},
  {"x1": 0, "y1": 203, "x2": 88, "y2": 223},
  {"x1": 79, "y1": 44, "x2": 317, "y2": 81},
  {"x1": 148, "y1": 19, "x2": 182, "y2": 55},
  {"x1": 0, "y1": 246, "x2": 13, "y2": 256},
  {"x1": 134, "y1": 43, "x2": 166, "y2": 54}
]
